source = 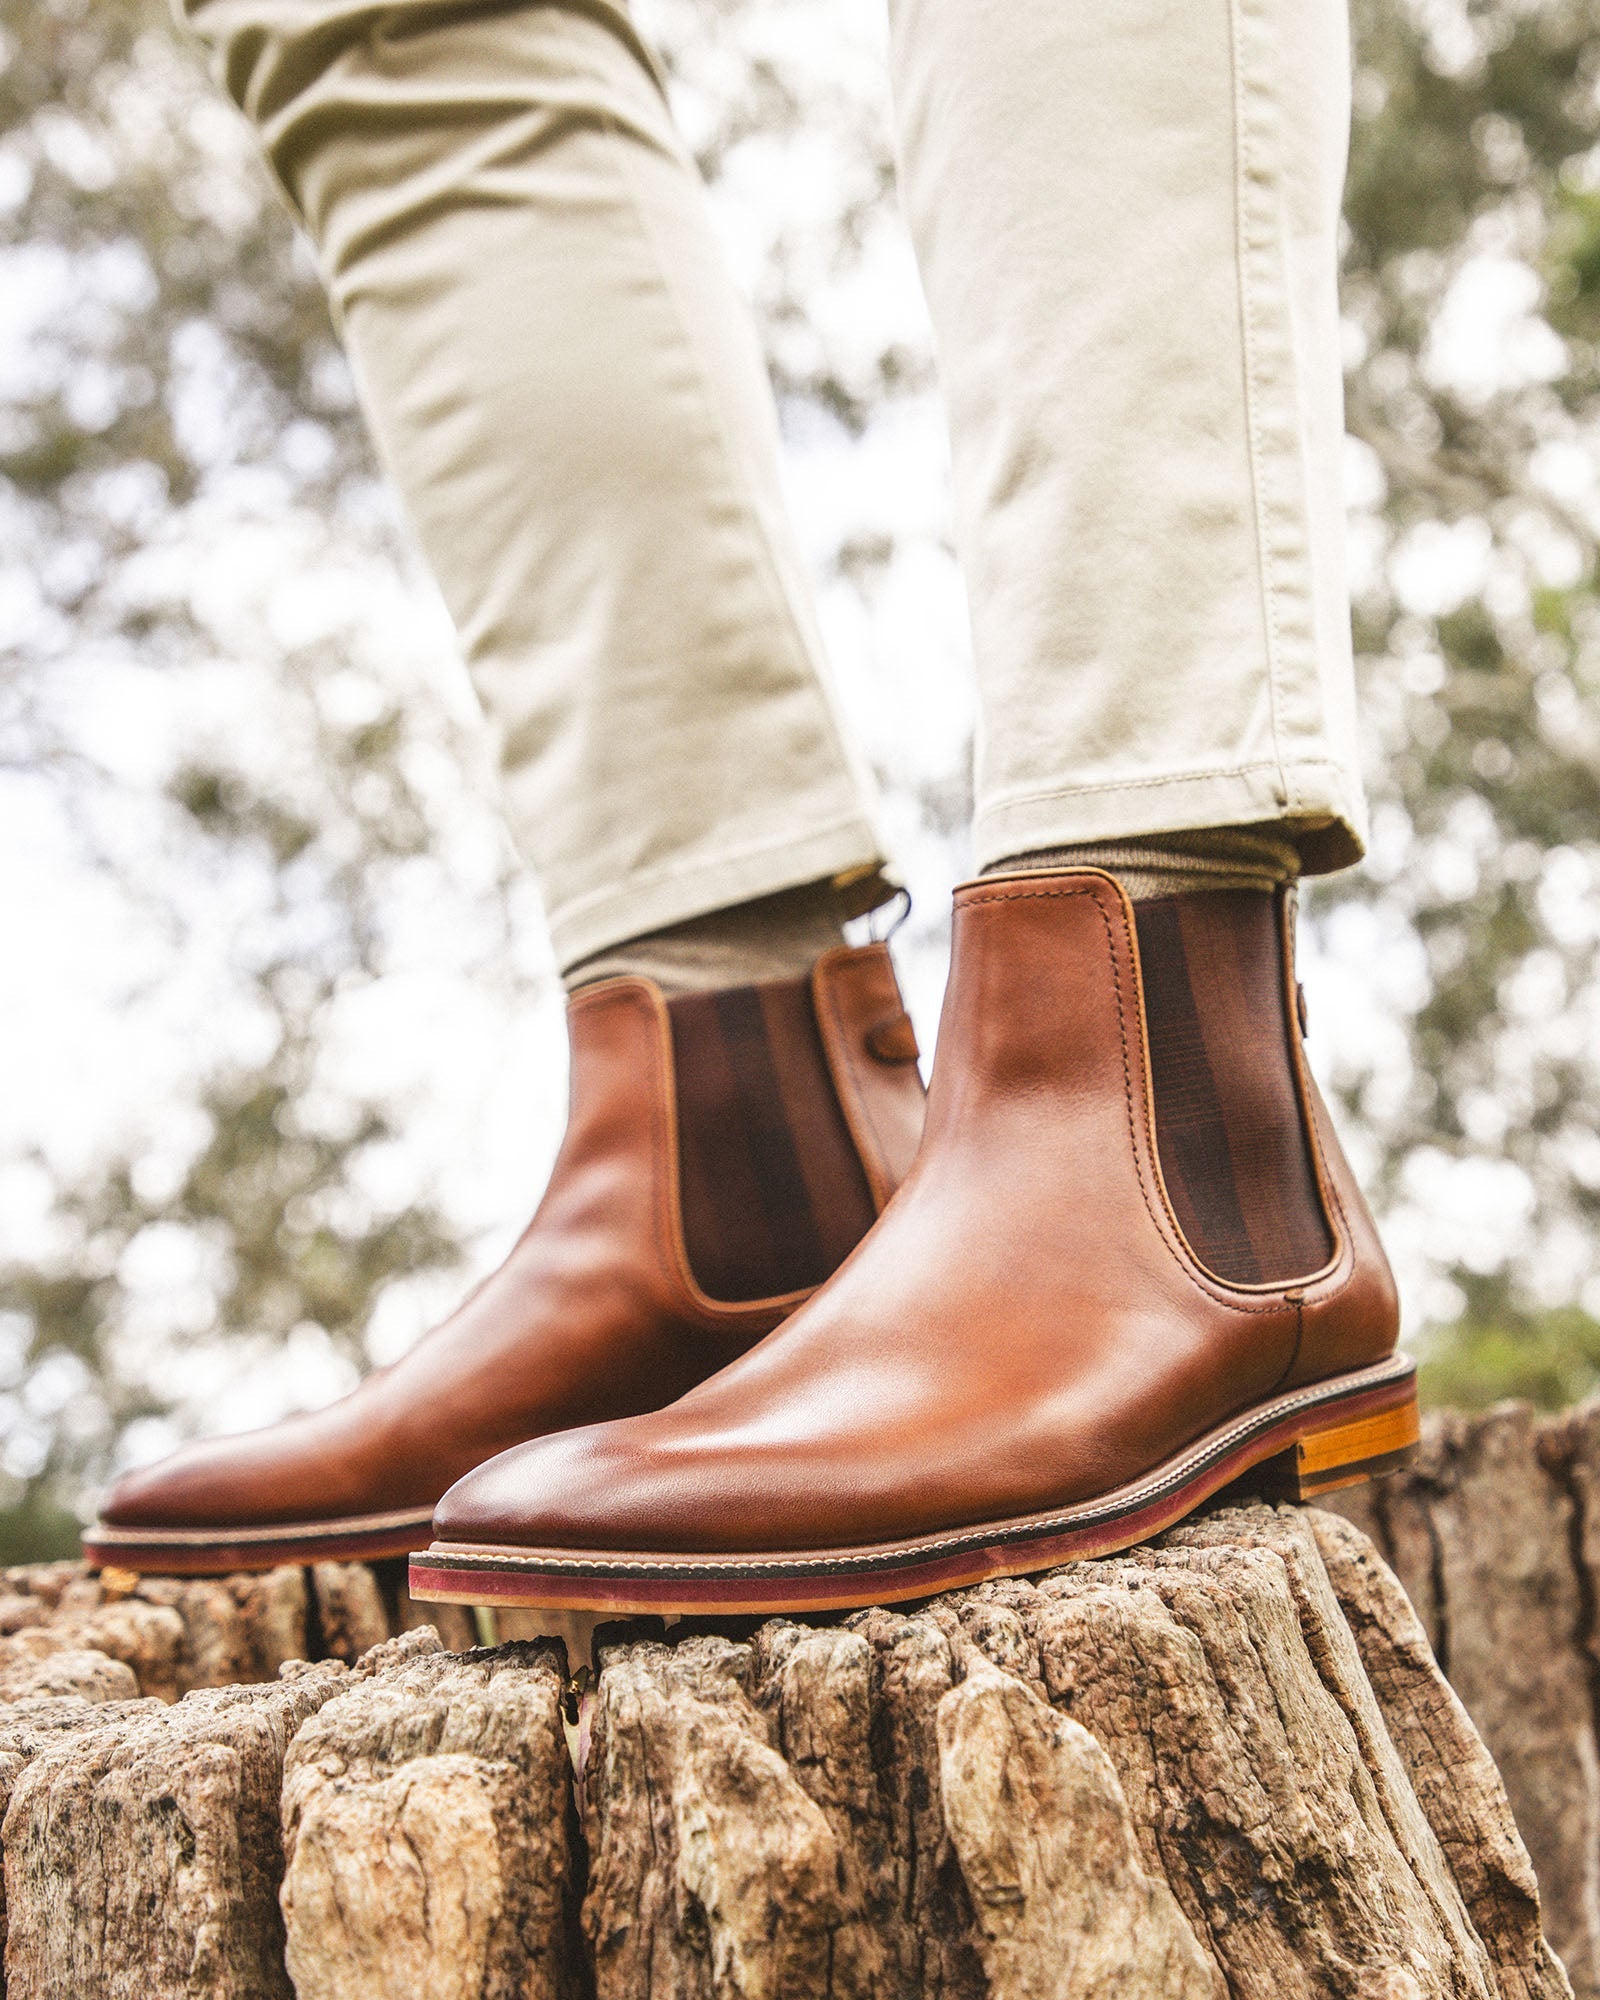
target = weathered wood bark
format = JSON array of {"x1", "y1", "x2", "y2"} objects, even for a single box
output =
[
  {"x1": 0, "y1": 1691, "x2": 159, "y2": 1971},
  {"x1": 576, "y1": 1501, "x2": 1563, "y2": 1999},
  {"x1": 1033, "y1": 1531, "x2": 1492, "y2": 1992},
  {"x1": 309, "y1": 1561, "x2": 391, "y2": 1666},
  {"x1": 1327, "y1": 1404, "x2": 1600, "y2": 1994},
  {"x1": 1311, "y1": 1512, "x2": 1565, "y2": 2000},
  {"x1": 279, "y1": 1628, "x2": 574, "y2": 2000},
  {"x1": 386, "y1": 1560, "x2": 479, "y2": 1655},
  {"x1": 0, "y1": 1559, "x2": 311, "y2": 1698},
  {"x1": 0, "y1": 1403, "x2": 1586, "y2": 1996},
  {"x1": 936, "y1": 1657, "x2": 1222, "y2": 1999},
  {"x1": 3, "y1": 1662, "x2": 345, "y2": 1999}
]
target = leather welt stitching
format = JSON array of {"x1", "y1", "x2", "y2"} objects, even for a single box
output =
[
  {"x1": 93, "y1": 1509, "x2": 435, "y2": 1545},
  {"x1": 962, "y1": 883, "x2": 1346, "y2": 1319}
]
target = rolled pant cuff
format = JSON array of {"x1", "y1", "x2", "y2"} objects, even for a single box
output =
[
  {"x1": 973, "y1": 760, "x2": 1368, "y2": 881},
  {"x1": 544, "y1": 817, "x2": 893, "y2": 974}
]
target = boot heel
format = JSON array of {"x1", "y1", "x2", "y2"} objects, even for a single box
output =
[{"x1": 1245, "y1": 1385, "x2": 1421, "y2": 1504}]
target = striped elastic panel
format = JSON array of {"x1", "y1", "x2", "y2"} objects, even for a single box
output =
[
  {"x1": 1133, "y1": 892, "x2": 1333, "y2": 1287},
  {"x1": 667, "y1": 977, "x2": 878, "y2": 1304}
]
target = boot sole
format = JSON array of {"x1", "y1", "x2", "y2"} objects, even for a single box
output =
[
  {"x1": 82, "y1": 1506, "x2": 436, "y2": 1577},
  {"x1": 408, "y1": 1354, "x2": 1419, "y2": 1617}
]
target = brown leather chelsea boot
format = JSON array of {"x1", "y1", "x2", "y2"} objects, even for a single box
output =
[
  {"x1": 412, "y1": 868, "x2": 1413, "y2": 1617},
  {"x1": 83, "y1": 942, "x2": 924, "y2": 1575}
]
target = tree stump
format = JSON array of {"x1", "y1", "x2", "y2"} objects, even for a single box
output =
[
  {"x1": 1329, "y1": 1404, "x2": 1600, "y2": 1991},
  {"x1": 4, "y1": 1665, "x2": 344, "y2": 1998},
  {"x1": 0, "y1": 1401, "x2": 1592, "y2": 1994}
]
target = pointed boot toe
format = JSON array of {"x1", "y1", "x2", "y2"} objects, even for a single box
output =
[
  {"x1": 431, "y1": 1430, "x2": 603, "y2": 1550},
  {"x1": 85, "y1": 1401, "x2": 442, "y2": 1573},
  {"x1": 97, "y1": 1440, "x2": 235, "y2": 1532},
  {"x1": 429, "y1": 1413, "x2": 739, "y2": 1560}
]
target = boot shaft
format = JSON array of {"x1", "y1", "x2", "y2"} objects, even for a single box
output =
[{"x1": 928, "y1": 868, "x2": 1398, "y2": 1375}]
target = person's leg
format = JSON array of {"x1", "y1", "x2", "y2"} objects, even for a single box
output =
[
  {"x1": 417, "y1": 0, "x2": 1412, "y2": 1617},
  {"x1": 891, "y1": 0, "x2": 1361, "y2": 881},
  {"x1": 87, "y1": 0, "x2": 923, "y2": 1572},
  {"x1": 181, "y1": 0, "x2": 890, "y2": 971},
  {"x1": 890, "y1": 0, "x2": 1360, "y2": 1286}
]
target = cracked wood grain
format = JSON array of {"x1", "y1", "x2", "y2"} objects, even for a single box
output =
[
  {"x1": 935, "y1": 1656, "x2": 1220, "y2": 1998},
  {"x1": 1310, "y1": 1508, "x2": 1570, "y2": 2000},
  {"x1": 279, "y1": 1628, "x2": 576, "y2": 2000},
  {"x1": 1327, "y1": 1404, "x2": 1600, "y2": 1995},
  {"x1": 577, "y1": 1503, "x2": 1565, "y2": 1999},
  {"x1": 2, "y1": 1663, "x2": 345, "y2": 2000}
]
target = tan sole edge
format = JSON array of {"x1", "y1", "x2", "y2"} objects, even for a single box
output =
[{"x1": 409, "y1": 1358, "x2": 1419, "y2": 1618}]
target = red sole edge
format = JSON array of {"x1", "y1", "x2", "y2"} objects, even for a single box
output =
[{"x1": 408, "y1": 1359, "x2": 1419, "y2": 1617}]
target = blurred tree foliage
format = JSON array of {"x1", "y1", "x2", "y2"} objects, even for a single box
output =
[
  {"x1": 1340, "y1": 0, "x2": 1600, "y2": 1401},
  {"x1": 0, "y1": 0, "x2": 487, "y2": 1547},
  {"x1": 2, "y1": 0, "x2": 1600, "y2": 1563}
]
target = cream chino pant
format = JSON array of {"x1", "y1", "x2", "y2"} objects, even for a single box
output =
[{"x1": 182, "y1": 0, "x2": 1366, "y2": 969}]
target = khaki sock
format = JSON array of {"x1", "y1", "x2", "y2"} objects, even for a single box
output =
[
  {"x1": 565, "y1": 879, "x2": 858, "y2": 997},
  {"x1": 984, "y1": 827, "x2": 1300, "y2": 901}
]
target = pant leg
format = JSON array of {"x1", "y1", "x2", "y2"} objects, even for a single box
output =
[
  {"x1": 180, "y1": 0, "x2": 887, "y2": 969},
  {"x1": 888, "y1": 0, "x2": 1365, "y2": 876}
]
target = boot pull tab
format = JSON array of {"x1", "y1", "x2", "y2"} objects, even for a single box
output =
[
  {"x1": 812, "y1": 944, "x2": 928, "y2": 1211},
  {"x1": 866, "y1": 1011, "x2": 920, "y2": 1065},
  {"x1": 867, "y1": 884, "x2": 912, "y2": 943}
]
